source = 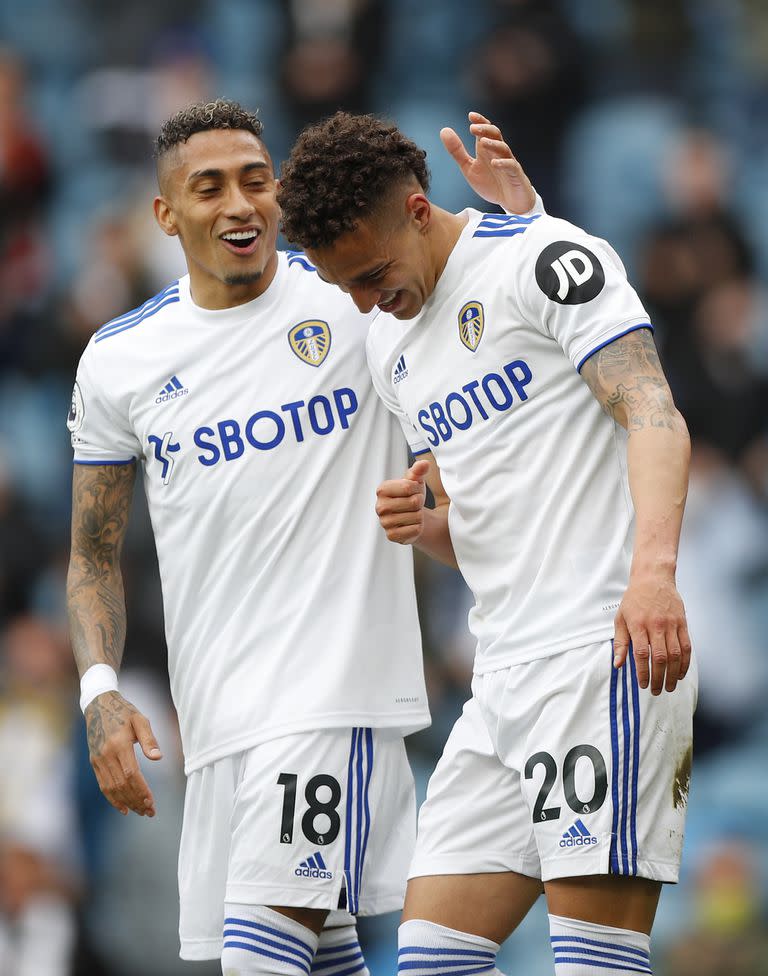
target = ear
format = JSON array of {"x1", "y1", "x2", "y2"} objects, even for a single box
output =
[
  {"x1": 154, "y1": 196, "x2": 178, "y2": 237},
  {"x1": 405, "y1": 192, "x2": 431, "y2": 231}
]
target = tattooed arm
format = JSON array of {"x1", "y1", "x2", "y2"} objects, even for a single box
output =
[
  {"x1": 580, "y1": 327, "x2": 692, "y2": 695},
  {"x1": 67, "y1": 462, "x2": 161, "y2": 816}
]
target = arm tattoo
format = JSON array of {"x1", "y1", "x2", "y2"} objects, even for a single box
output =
[
  {"x1": 67, "y1": 463, "x2": 136, "y2": 674},
  {"x1": 580, "y1": 328, "x2": 679, "y2": 433}
]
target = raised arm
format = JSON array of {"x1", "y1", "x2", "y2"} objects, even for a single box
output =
[
  {"x1": 580, "y1": 328, "x2": 692, "y2": 695},
  {"x1": 67, "y1": 462, "x2": 161, "y2": 816}
]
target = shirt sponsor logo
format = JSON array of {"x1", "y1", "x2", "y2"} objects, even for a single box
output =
[
  {"x1": 147, "y1": 431, "x2": 181, "y2": 485},
  {"x1": 416, "y1": 359, "x2": 533, "y2": 447},
  {"x1": 535, "y1": 241, "x2": 605, "y2": 305},
  {"x1": 193, "y1": 386, "x2": 359, "y2": 464}
]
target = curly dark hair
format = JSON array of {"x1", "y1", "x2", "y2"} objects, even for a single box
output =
[
  {"x1": 278, "y1": 112, "x2": 430, "y2": 249},
  {"x1": 153, "y1": 98, "x2": 263, "y2": 158}
]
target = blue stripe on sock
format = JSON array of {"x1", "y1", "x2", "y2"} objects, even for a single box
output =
[
  {"x1": 550, "y1": 936, "x2": 650, "y2": 959},
  {"x1": 551, "y1": 956, "x2": 650, "y2": 974},
  {"x1": 315, "y1": 942, "x2": 360, "y2": 956},
  {"x1": 397, "y1": 964, "x2": 494, "y2": 976},
  {"x1": 223, "y1": 919, "x2": 313, "y2": 962},
  {"x1": 319, "y1": 963, "x2": 367, "y2": 976},
  {"x1": 222, "y1": 942, "x2": 312, "y2": 973},
  {"x1": 551, "y1": 946, "x2": 652, "y2": 971},
  {"x1": 398, "y1": 948, "x2": 495, "y2": 959},
  {"x1": 311, "y1": 951, "x2": 364, "y2": 971},
  {"x1": 397, "y1": 959, "x2": 495, "y2": 970}
]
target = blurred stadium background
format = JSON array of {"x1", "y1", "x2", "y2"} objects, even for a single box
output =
[{"x1": 1, "y1": 1, "x2": 767, "y2": 973}]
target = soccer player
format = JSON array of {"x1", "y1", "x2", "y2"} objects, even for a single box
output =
[
  {"x1": 278, "y1": 113, "x2": 697, "y2": 976},
  {"x1": 66, "y1": 100, "x2": 539, "y2": 975}
]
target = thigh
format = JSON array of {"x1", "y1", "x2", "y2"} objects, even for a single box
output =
[
  {"x1": 409, "y1": 694, "x2": 541, "y2": 882},
  {"x1": 545, "y1": 874, "x2": 661, "y2": 934},
  {"x1": 491, "y1": 641, "x2": 697, "y2": 886}
]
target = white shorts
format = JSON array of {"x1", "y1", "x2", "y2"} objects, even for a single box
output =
[
  {"x1": 410, "y1": 640, "x2": 697, "y2": 885},
  {"x1": 179, "y1": 727, "x2": 416, "y2": 960}
]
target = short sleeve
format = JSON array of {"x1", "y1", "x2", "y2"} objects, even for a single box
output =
[
  {"x1": 365, "y1": 333, "x2": 429, "y2": 456},
  {"x1": 68, "y1": 341, "x2": 141, "y2": 464},
  {"x1": 515, "y1": 217, "x2": 652, "y2": 372}
]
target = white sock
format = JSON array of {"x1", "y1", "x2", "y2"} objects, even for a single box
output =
[
  {"x1": 549, "y1": 914, "x2": 652, "y2": 975},
  {"x1": 398, "y1": 919, "x2": 503, "y2": 976},
  {"x1": 311, "y1": 923, "x2": 369, "y2": 976},
  {"x1": 221, "y1": 905, "x2": 320, "y2": 976}
]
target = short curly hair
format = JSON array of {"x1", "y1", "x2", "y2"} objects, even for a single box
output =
[
  {"x1": 154, "y1": 98, "x2": 263, "y2": 158},
  {"x1": 278, "y1": 112, "x2": 430, "y2": 250}
]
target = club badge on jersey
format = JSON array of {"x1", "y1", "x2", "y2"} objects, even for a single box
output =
[
  {"x1": 289, "y1": 320, "x2": 332, "y2": 367},
  {"x1": 459, "y1": 301, "x2": 485, "y2": 351}
]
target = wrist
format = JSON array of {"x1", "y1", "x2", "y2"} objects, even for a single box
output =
[
  {"x1": 629, "y1": 554, "x2": 677, "y2": 581},
  {"x1": 79, "y1": 663, "x2": 119, "y2": 713}
]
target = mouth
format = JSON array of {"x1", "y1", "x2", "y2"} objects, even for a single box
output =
[
  {"x1": 220, "y1": 228, "x2": 261, "y2": 256},
  {"x1": 377, "y1": 291, "x2": 403, "y2": 313}
]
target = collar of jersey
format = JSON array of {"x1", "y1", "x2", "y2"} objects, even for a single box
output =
[{"x1": 177, "y1": 253, "x2": 288, "y2": 323}]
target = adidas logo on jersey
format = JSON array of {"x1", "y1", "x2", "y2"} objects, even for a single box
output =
[
  {"x1": 392, "y1": 354, "x2": 409, "y2": 385},
  {"x1": 155, "y1": 375, "x2": 189, "y2": 404},
  {"x1": 559, "y1": 819, "x2": 598, "y2": 848},
  {"x1": 295, "y1": 851, "x2": 333, "y2": 879}
]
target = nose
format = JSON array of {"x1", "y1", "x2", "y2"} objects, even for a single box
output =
[
  {"x1": 224, "y1": 183, "x2": 255, "y2": 220},
  {"x1": 348, "y1": 284, "x2": 379, "y2": 315}
]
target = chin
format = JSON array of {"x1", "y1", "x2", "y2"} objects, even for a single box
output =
[{"x1": 223, "y1": 269, "x2": 264, "y2": 286}]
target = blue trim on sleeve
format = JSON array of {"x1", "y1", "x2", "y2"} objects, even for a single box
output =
[
  {"x1": 73, "y1": 458, "x2": 135, "y2": 466},
  {"x1": 411, "y1": 447, "x2": 432, "y2": 457},
  {"x1": 576, "y1": 324, "x2": 653, "y2": 373}
]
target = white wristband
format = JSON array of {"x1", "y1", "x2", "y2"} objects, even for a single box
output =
[{"x1": 80, "y1": 664, "x2": 119, "y2": 713}]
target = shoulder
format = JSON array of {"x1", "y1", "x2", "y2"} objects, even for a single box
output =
[{"x1": 91, "y1": 279, "x2": 182, "y2": 349}]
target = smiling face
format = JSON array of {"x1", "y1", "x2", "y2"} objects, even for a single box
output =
[
  {"x1": 154, "y1": 128, "x2": 281, "y2": 309},
  {"x1": 306, "y1": 193, "x2": 438, "y2": 320}
]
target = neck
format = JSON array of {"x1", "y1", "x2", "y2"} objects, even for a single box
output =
[
  {"x1": 428, "y1": 208, "x2": 468, "y2": 292},
  {"x1": 188, "y1": 251, "x2": 279, "y2": 310}
]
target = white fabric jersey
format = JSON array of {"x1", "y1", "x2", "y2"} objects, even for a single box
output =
[
  {"x1": 70, "y1": 252, "x2": 429, "y2": 773},
  {"x1": 367, "y1": 210, "x2": 652, "y2": 671}
]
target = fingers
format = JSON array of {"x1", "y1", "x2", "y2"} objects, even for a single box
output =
[
  {"x1": 408, "y1": 459, "x2": 431, "y2": 482},
  {"x1": 648, "y1": 627, "x2": 668, "y2": 696},
  {"x1": 677, "y1": 620, "x2": 692, "y2": 681},
  {"x1": 133, "y1": 713, "x2": 163, "y2": 761},
  {"x1": 440, "y1": 127, "x2": 473, "y2": 170},
  {"x1": 613, "y1": 614, "x2": 630, "y2": 669},
  {"x1": 630, "y1": 632, "x2": 651, "y2": 691}
]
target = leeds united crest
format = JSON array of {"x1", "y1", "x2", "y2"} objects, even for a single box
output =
[
  {"x1": 289, "y1": 320, "x2": 332, "y2": 367},
  {"x1": 458, "y1": 302, "x2": 484, "y2": 351}
]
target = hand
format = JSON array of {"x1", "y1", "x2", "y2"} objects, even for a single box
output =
[
  {"x1": 441, "y1": 111, "x2": 536, "y2": 213},
  {"x1": 375, "y1": 459, "x2": 429, "y2": 544},
  {"x1": 85, "y1": 691, "x2": 162, "y2": 816},
  {"x1": 613, "y1": 574, "x2": 692, "y2": 695}
]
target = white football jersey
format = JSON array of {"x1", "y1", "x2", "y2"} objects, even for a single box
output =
[
  {"x1": 70, "y1": 252, "x2": 429, "y2": 773},
  {"x1": 367, "y1": 210, "x2": 653, "y2": 671}
]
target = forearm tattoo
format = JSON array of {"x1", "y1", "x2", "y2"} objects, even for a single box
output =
[
  {"x1": 581, "y1": 329, "x2": 679, "y2": 432},
  {"x1": 67, "y1": 463, "x2": 136, "y2": 673}
]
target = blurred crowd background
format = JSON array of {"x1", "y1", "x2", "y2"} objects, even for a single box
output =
[{"x1": 1, "y1": 1, "x2": 767, "y2": 974}]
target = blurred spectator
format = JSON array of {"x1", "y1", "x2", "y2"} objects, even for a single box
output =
[
  {"x1": 0, "y1": 614, "x2": 80, "y2": 976},
  {"x1": 279, "y1": 0, "x2": 388, "y2": 129},
  {"x1": 469, "y1": 1, "x2": 587, "y2": 214},
  {"x1": 661, "y1": 841, "x2": 768, "y2": 974},
  {"x1": 0, "y1": 455, "x2": 48, "y2": 617}
]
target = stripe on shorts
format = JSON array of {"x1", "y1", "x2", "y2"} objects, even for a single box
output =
[
  {"x1": 343, "y1": 728, "x2": 374, "y2": 913},
  {"x1": 608, "y1": 642, "x2": 640, "y2": 876}
]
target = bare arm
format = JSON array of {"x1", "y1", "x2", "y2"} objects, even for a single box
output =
[
  {"x1": 67, "y1": 462, "x2": 161, "y2": 816},
  {"x1": 375, "y1": 454, "x2": 458, "y2": 569},
  {"x1": 580, "y1": 327, "x2": 692, "y2": 694}
]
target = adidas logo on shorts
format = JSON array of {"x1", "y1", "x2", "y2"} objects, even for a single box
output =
[
  {"x1": 559, "y1": 819, "x2": 598, "y2": 848},
  {"x1": 295, "y1": 851, "x2": 333, "y2": 879}
]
